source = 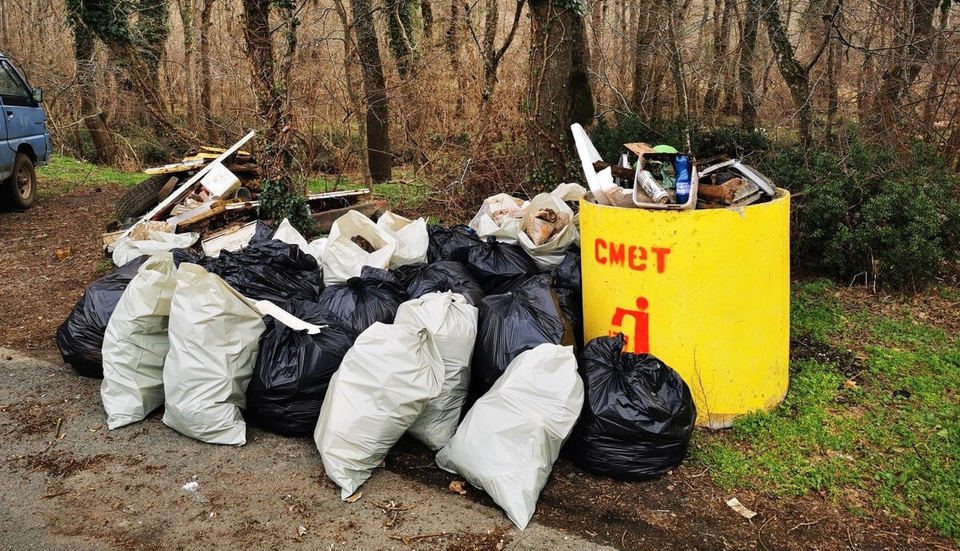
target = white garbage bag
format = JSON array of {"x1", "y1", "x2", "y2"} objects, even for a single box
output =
[
  {"x1": 112, "y1": 230, "x2": 199, "y2": 267},
  {"x1": 100, "y1": 253, "x2": 177, "y2": 430},
  {"x1": 314, "y1": 322, "x2": 443, "y2": 498},
  {"x1": 162, "y1": 263, "x2": 265, "y2": 445},
  {"x1": 468, "y1": 193, "x2": 527, "y2": 244},
  {"x1": 321, "y1": 210, "x2": 397, "y2": 285},
  {"x1": 517, "y1": 193, "x2": 580, "y2": 272},
  {"x1": 394, "y1": 292, "x2": 478, "y2": 450},
  {"x1": 377, "y1": 211, "x2": 428, "y2": 268},
  {"x1": 435, "y1": 343, "x2": 583, "y2": 530}
]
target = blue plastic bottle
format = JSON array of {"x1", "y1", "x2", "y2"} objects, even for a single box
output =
[{"x1": 674, "y1": 155, "x2": 691, "y2": 204}]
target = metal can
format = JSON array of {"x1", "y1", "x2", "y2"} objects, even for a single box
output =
[{"x1": 635, "y1": 169, "x2": 669, "y2": 204}]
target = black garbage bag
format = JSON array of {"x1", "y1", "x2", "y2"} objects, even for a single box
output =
[
  {"x1": 250, "y1": 220, "x2": 277, "y2": 244},
  {"x1": 554, "y1": 287, "x2": 584, "y2": 350},
  {"x1": 56, "y1": 250, "x2": 205, "y2": 378},
  {"x1": 207, "y1": 238, "x2": 323, "y2": 303},
  {"x1": 392, "y1": 261, "x2": 485, "y2": 305},
  {"x1": 567, "y1": 333, "x2": 697, "y2": 480},
  {"x1": 552, "y1": 246, "x2": 581, "y2": 292},
  {"x1": 247, "y1": 300, "x2": 358, "y2": 437},
  {"x1": 427, "y1": 224, "x2": 481, "y2": 263},
  {"x1": 551, "y1": 246, "x2": 583, "y2": 348},
  {"x1": 56, "y1": 256, "x2": 148, "y2": 378},
  {"x1": 463, "y1": 237, "x2": 540, "y2": 295},
  {"x1": 469, "y1": 274, "x2": 573, "y2": 403},
  {"x1": 315, "y1": 266, "x2": 409, "y2": 334}
]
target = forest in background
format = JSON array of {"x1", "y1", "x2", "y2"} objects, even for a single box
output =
[{"x1": 2, "y1": 0, "x2": 960, "y2": 288}]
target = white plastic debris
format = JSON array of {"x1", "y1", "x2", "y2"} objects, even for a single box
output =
[
  {"x1": 111, "y1": 230, "x2": 199, "y2": 267},
  {"x1": 321, "y1": 210, "x2": 397, "y2": 285},
  {"x1": 468, "y1": 193, "x2": 527, "y2": 244},
  {"x1": 314, "y1": 322, "x2": 444, "y2": 499},
  {"x1": 395, "y1": 292, "x2": 479, "y2": 450},
  {"x1": 725, "y1": 497, "x2": 758, "y2": 519},
  {"x1": 182, "y1": 480, "x2": 200, "y2": 492},
  {"x1": 162, "y1": 263, "x2": 265, "y2": 445},
  {"x1": 435, "y1": 343, "x2": 583, "y2": 530},
  {"x1": 376, "y1": 211, "x2": 429, "y2": 268},
  {"x1": 571, "y1": 123, "x2": 634, "y2": 207},
  {"x1": 100, "y1": 253, "x2": 178, "y2": 430},
  {"x1": 517, "y1": 193, "x2": 580, "y2": 272}
]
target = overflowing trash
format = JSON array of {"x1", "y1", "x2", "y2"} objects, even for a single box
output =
[
  {"x1": 567, "y1": 334, "x2": 697, "y2": 480},
  {"x1": 572, "y1": 123, "x2": 777, "y2": 210},
  {"x1": 55, "y1": 149, "x2": 727, "y2": 530}
]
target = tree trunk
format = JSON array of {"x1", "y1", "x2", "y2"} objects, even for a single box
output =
[
  {"x1": 480, "y1": 0, "x2": 524, "y2": 106},
  {"x1": 446, "y1": 0, "x2": 465, "y2": 115},
  {"x1": 873, "y1": 0, "x2": 940, "y2": 131},
  {"x1": 199, "y1": 0, "x2": 214, "y2": 136},
  {"x1": 386, "y1": 0, "x2": 416, "y2": 79},
  {"x1": 921, "y1": 5, "x2": 950, "y2": 134},
  {"x1": 527, "y1": 0, "x2": 595, "y2": 181},
  {"x1": 759, "y1": 0, "x2": 811, "y2": 144},
  {"x1": 631, "y1": 0, "x2": 659, "y2": 115},
  {"x1": 179, "y1": 0, "x2": 197, "y2": 129},
  {"x1": 421, "y1": 0, "x2": 434, "y2": 39},
  {"x1": 352, "y1": 0, "x2": 392, "y2": 182},
  {"x1": 72, "y1": 23, "x2": 118, "y2": 165},
  {"x1": 666, "y1": 0, "x2": 690, "y2": 150},
  {"x1": 332, "y1": 0, "x2": 373, "y2": 189},
  {"x1": 739, "y1": 0, "x2": 759, "y2": 131}
]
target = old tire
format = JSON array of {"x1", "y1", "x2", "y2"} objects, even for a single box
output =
[
  {"x1": 2, "y1": 153, "x2": 37, "y2": 210},
  {"x1": 115, "y1": 174, "x2": 178, "y2": 223}
]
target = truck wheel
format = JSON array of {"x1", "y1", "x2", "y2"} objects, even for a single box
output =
[
  {"x1": 115, "y1": 174, "x2": 179, "y2": 224},
  {"x1": 2, "y1": 153, "x2": 37, "y2": 210}
]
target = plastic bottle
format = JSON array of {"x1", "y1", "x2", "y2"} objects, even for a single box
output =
[{"x1": 674, "y1": 155, "x2": 691, "y2": 204}]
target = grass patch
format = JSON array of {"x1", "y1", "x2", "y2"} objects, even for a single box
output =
[
  {"x1": 37, "y1": 155, "x2": 144, "y2": 194},
  {"x1": 693, "y1": 280, "x2": 960, "y2": 539}
]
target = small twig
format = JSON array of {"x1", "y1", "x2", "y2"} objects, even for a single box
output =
[
  {"x1": 53, "y1": 417, "x2": 62, "y2": 439},
  {"x1": 847, "y1": 525, "x2": 859, "y2": 550},
  {"x1": 388, "y1": 533, "x2": 446, "y2": 545},
  {"x1": 788, "y1": 519, "x2": 821, "y2": 533},
  {"x1": 40, "y1": 490, "x2": 72, "y2": 499},
  {"x1": 757, "y1": 515, "x2": 774, "y2": 551}
]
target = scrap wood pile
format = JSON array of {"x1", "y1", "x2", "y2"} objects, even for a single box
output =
[
  {"x1": 57, "y1": 178, "x2": 698, "y2": 530},
  {"x1": 105, "y1": 131, "x2": 382, "y2": 267}
]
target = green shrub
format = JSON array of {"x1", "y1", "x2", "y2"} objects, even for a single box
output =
[
  {"x1": 589, "y1": 115, "x2": 770, "y2": 161},
  {"x1": 763, "y1": 140, "x2": 960, "y2": 290}
]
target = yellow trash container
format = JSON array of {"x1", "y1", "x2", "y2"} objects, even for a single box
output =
[{"x1": 580, "y1": 190, "x2": 790, "y2": 428}]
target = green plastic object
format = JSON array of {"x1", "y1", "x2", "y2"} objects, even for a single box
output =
[{"x1": 652, "y1": 144, "x2": 679, "y2": 153}]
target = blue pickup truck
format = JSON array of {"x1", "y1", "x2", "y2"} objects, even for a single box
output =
[{"x1": 0, "y1": 54, "x2": 50, "y2": 210}]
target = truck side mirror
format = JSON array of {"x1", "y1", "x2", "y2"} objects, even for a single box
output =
[{"x1": 32, "y1": 87, "x2": 42, "y2": 103}]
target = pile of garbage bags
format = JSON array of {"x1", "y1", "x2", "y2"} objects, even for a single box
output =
[{"x1": 57, "y1": 191, "x2": 696, "y2": 531}]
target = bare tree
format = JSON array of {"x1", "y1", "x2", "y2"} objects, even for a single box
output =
[
  {"x1": 739, "y1": 0, "x2": 760, "y2": 131},
  {"x1": 70, "y1": 19, "x2": 118, "y2": 164}
]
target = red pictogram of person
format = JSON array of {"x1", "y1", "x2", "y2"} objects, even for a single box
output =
[{"x1": 610, "y1": 297, "x2": 650, "y2": 354}]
